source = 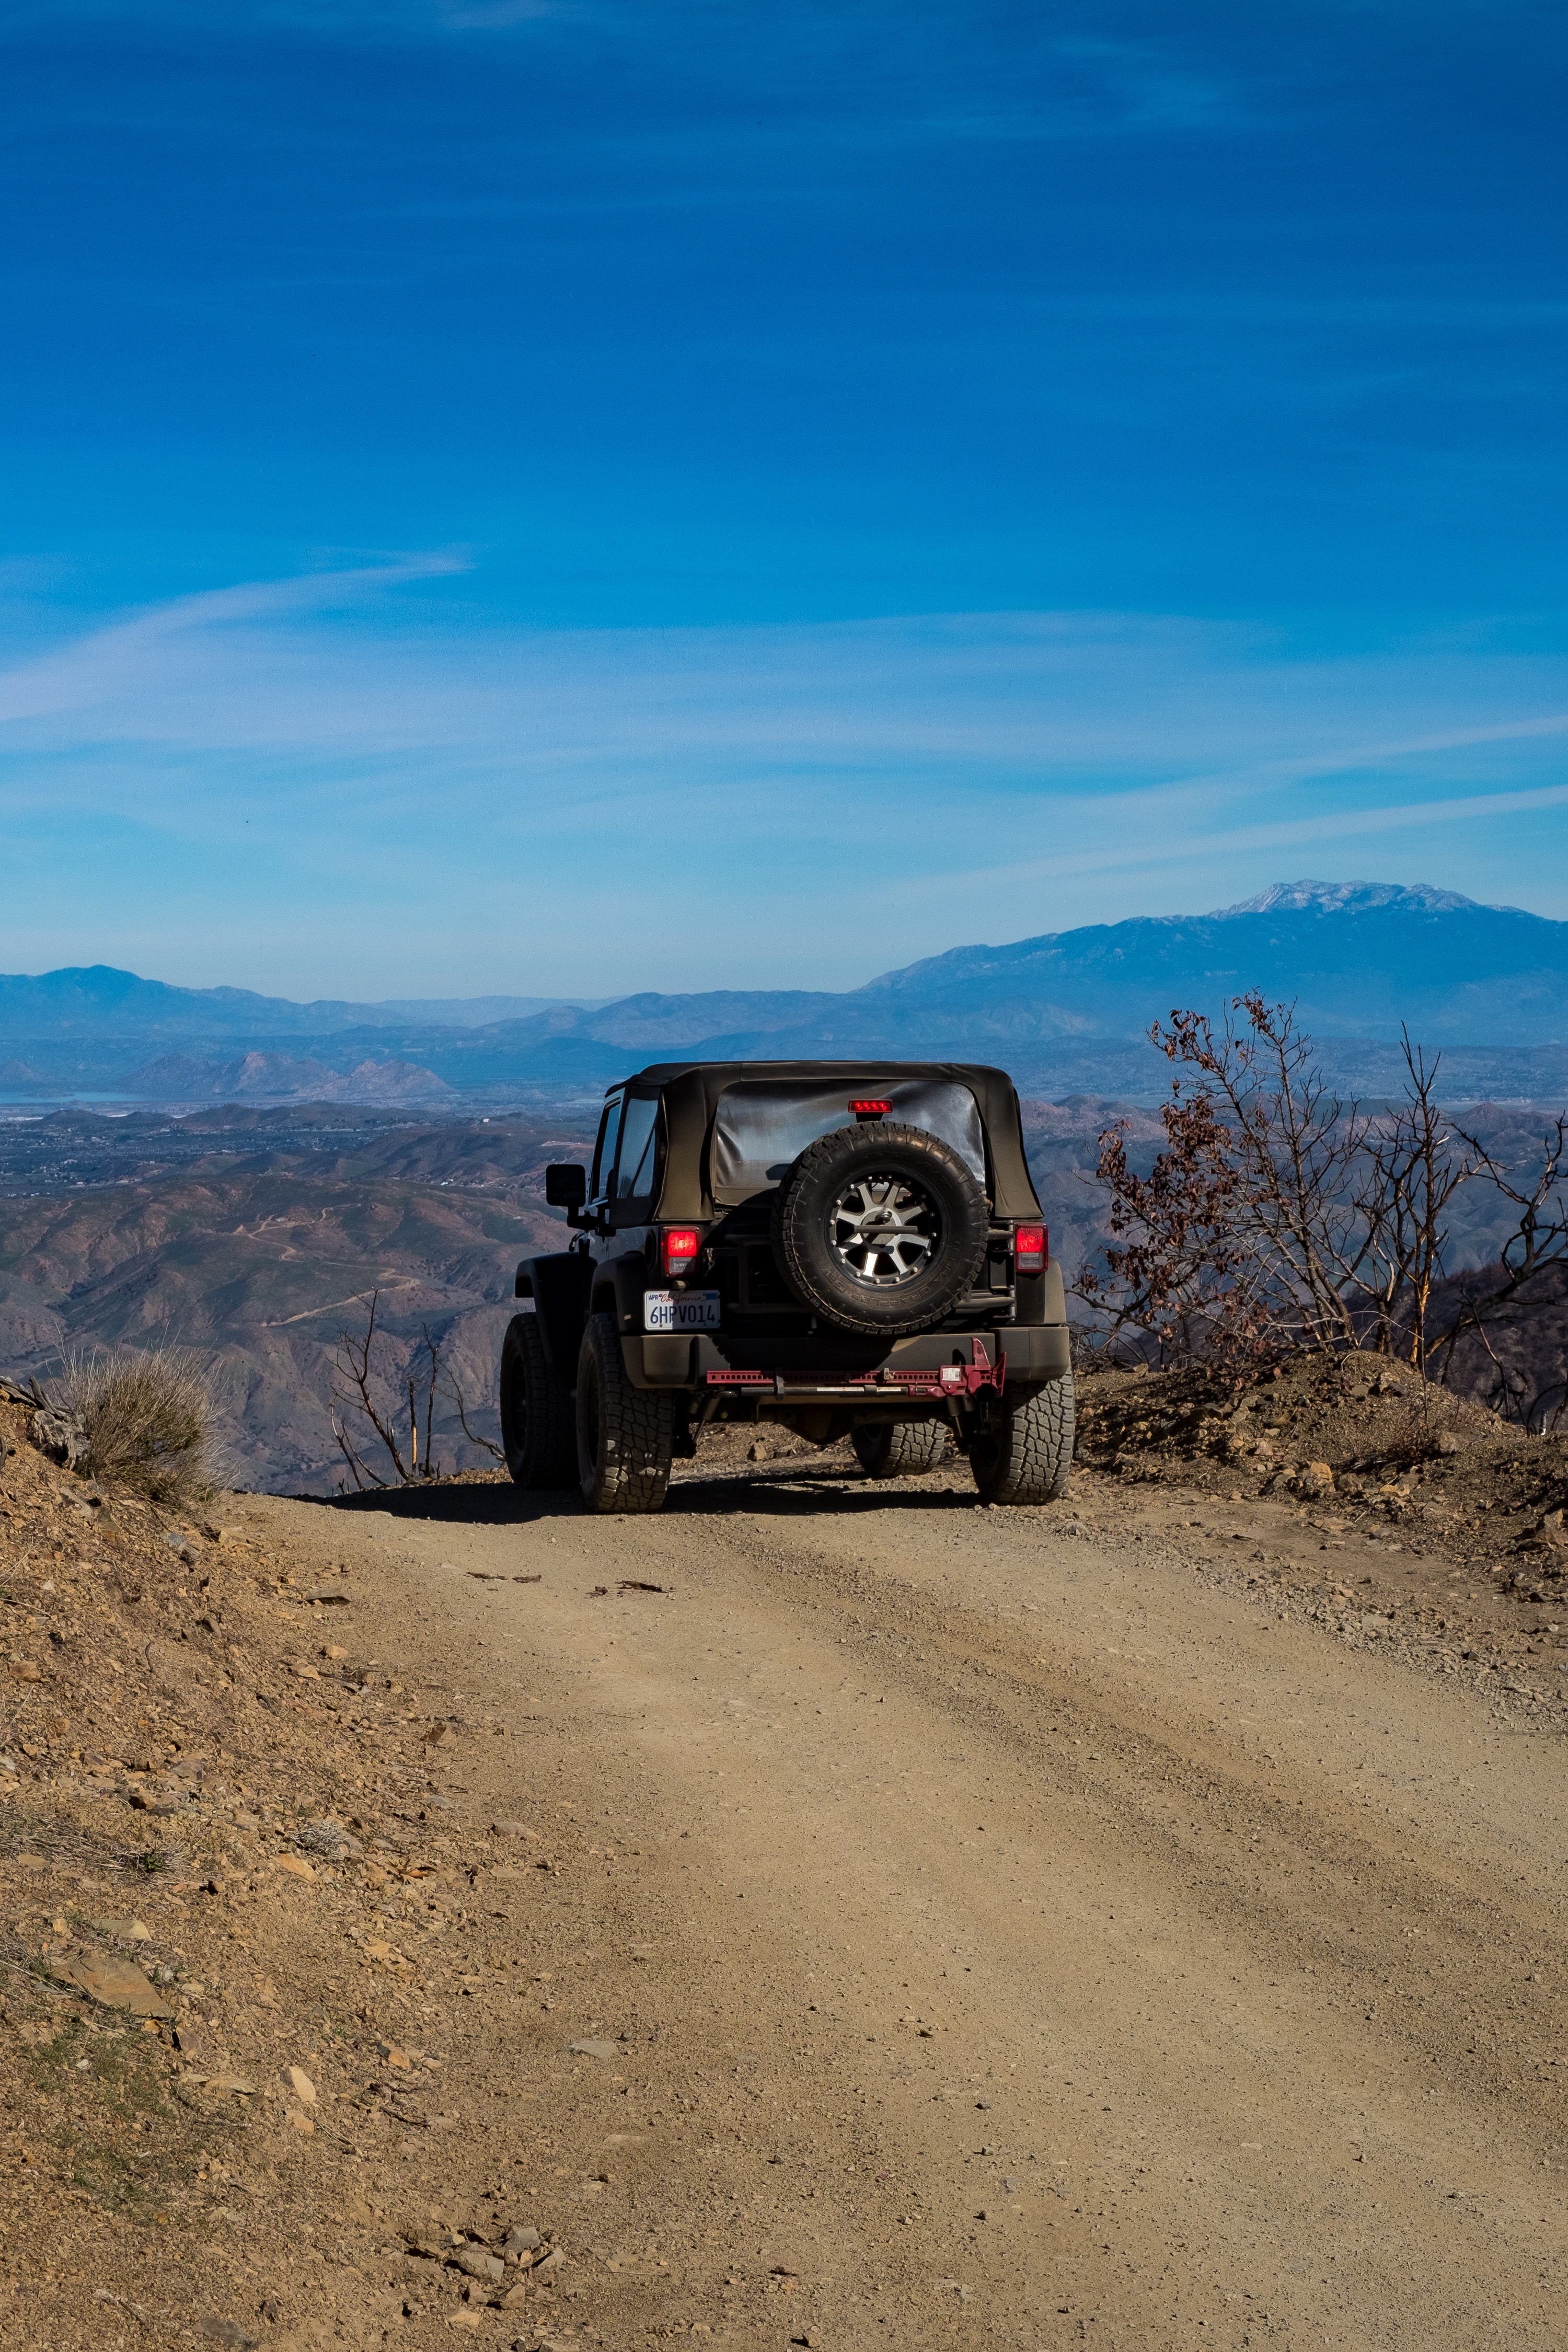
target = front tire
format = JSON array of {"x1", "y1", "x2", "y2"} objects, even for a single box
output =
[
  {"x1": 575, "y1": 1311, "x2": 674, "y2": 1514},
  {"x1": 969, "y1": 1371, "x2": 1075, "y2": 1505},
  {"x1": 500, "y1": 1311, "x2": 577, "y2": 1489},
  {"x1": 852, "y1": 1418, "x2": 953, "y2": 1478}
]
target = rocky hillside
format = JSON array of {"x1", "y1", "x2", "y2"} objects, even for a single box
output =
[
  {"x1": 1077, "y1": 1351, "x2": 1568, "y2": 1601},
  {"x1": 0, "y1": 1116, "x2": 588, "y2": 1493},
  {"x1": 0, "y1": 1389, "x2": 620, "y2": 2351}
]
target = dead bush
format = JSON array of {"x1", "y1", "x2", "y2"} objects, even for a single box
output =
[{"x1": 51, "y1": 1347, "x2": 224, "y2": 1505}]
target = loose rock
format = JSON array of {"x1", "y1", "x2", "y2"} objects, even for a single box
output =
[
  {"x1": 453, "y1": 2247, "x2": 505, "y2": 2283},
  {"x1": 42, "y1": 1947, "x2": 172, "y2": 2017}
]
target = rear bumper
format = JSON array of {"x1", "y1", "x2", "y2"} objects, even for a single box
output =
[{"x1": 622, "y1": 1323, "x2": 1070, "y2": 1392}]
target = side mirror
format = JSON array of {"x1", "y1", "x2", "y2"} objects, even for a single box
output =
[{"x1": 545, "y1": 1162, "x2": 588, "y2": 1210}]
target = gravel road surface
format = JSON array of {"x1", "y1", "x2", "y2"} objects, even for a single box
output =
[{"x1": 259, "y1": 1450, "x2": 1568, "y2": 2349}]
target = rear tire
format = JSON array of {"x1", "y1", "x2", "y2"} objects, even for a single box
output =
[
  {"x1": 576, "y1": 1311, "x2": 674, "y2": 1514},
  {"x1": 500, "y1": 1311, "x2": 577, "y2": 1490},
  {"x1": 969, "y1": 1371, "x2": 1075, "y2": 1505},
  {"x1": 852, "y1": 1419, "x2": 953, "y2": 1478}
]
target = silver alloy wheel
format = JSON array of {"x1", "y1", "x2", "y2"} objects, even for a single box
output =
[{"x1": 828, "y1": 1172, "x2": 942, "y2": 1287}]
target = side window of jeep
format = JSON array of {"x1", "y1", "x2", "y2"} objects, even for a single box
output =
[
  {"x1": 612, "y1": 1093, "x2": 660, "y2": 1221},
  {"x1": 590, "y1": 1093, "x2": 624, "y2": 1209}
]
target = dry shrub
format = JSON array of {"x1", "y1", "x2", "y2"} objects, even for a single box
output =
[{"x1": 53, "y1": 1347, "x2": 224, "y2": 1505}]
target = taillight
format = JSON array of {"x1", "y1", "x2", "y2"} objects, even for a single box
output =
[
  {"x1": 662, "y1": 1227, "x2": 700, "y2": 1277},
  {"x1": 1014, "y1": 1225, "x2": 1047, "y2": 1273},
  {"x1": 849, "y1": 1099, "x2": 892, "y2": 1115}
]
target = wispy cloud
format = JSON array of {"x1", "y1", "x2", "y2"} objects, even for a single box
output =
[{"x1": 1, "y1": 563, "x2": 1564, "y2": 994}]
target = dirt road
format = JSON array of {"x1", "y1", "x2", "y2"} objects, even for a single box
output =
[{"x1": 218, "y1": 1446, "x2": 1568, "y2": 2352}]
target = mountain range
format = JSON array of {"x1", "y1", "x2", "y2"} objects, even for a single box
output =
[{"x1": 4, "y1": 881, "x2": 1567, "y2": 1107}]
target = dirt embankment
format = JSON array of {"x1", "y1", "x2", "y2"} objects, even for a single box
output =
[
  {"x1": 0, "y1": 1394, "x2": 593, "y2": 2352},
  {"x1": 1075, "y1": 1352, "x2": 1568, "y2": 1687}
]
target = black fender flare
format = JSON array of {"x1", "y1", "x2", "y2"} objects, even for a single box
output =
[
  {"x1": 587, "y1": 1251, "x2": 653, "y2": 1340},
  {"x1": 512, "y1": 1252, "x2": 593, "y2": 1375}
]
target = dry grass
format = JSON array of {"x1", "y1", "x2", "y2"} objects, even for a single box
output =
[{"x1": 52, "y1": 1347, "x2": 225, "y2": 1506}]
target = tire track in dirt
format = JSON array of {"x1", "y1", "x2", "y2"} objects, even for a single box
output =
[{"x1": 281, "y1": 1454, "x2": 1568, "y2": 2348}]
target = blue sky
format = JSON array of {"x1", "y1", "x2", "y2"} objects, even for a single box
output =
[{"x1": 0, "y1": 0, "x2": 1563, "y2": 998}]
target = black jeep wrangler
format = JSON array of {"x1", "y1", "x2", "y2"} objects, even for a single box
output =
[{"x1": 499, "y1": 1061, "x2": 1073, "y2": 1513}]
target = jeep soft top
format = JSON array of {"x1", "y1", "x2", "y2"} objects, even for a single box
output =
[{"x1": 499, "y1": 1059, "x2": 1073, "y2": 1512}]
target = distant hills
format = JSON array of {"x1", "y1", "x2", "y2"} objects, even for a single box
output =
[
  {"x1": 3, "y1": 882, "x2": 1567, "y2": 1107},
  {"x1": 122, "y1": 1052, "x2": 456, "y2": 1106}
]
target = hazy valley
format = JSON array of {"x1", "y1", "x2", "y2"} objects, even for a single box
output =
[
  {"x1": 1, "y1": 1089, "x2": 1563, "y2": 1491},
  {"x1": 2, "y1": 879, "x2": 1565, "y2": 1487}
]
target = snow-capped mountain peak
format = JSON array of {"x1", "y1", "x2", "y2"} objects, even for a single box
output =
[{"x1": 1210, "y1": 880, "x2": 1495, "y2": 919}]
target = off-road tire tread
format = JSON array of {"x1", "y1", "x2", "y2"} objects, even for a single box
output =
[
  {"x1": 500, "y1": 1310, "x2": 577, "y2": 1489},
  {"x1": 577, "y1": 1311, "x2": 674, "y2": 1514},
  {"x1": 771, "y1": 1120, "x2": 989, "y2": 1338},
  {"x1": 852, "y1": 1419, "x2": 954, "y2": 1478},
  {"x1": 970, "y1": 1371, "x2": 1075, "y2": 1505}
]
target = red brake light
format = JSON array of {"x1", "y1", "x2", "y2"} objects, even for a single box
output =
[
  {"x1": 850, "y1": 1099, "x2": 892, "y2": 1115},
  {"x1": 1014, "y1": 1224, "x2": 1047, "y2": 1272},
  {"x1": 662, "y1": 1227, "x2": 700, "y2": 1276}
]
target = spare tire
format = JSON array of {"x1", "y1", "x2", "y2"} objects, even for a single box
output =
[{"x1": 770, "y1": 1120, "x2": 988, "y2": 1337}]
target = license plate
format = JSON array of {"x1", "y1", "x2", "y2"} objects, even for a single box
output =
[{"x1": 644, "y1": 1289, "x2": 721, "y2": 1334}]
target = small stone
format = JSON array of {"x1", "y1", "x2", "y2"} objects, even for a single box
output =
[
  {"x1": 290, "y1": 1663, "x2": 320, "y2": 1680},
  {"x1": 43, "y1": 1948, "x2": 172, "y2": 2017},
  {"x1": 285, "y1": 2065, "x2": 316, "y2": 2104},
  {"x1": 423, "y1": 1722, "x2": 459, "y2": 1748},
  {"x1": 452, "y1": 2248, "x2": 505, "y2": 2283},
  {"x1": 530, "y1": 2247, "x2": 566, "y2": 2286},
  {"x1": 497, "y1": 2278, "x2": 528, "y2": 2310},
  {"x1": 198, "y1": 2322, "x2": 259, "y2": 2348},
  {"x1": 567, "y1": 2039, "x2": 617, "y2": 2059},
  {"x1": 275, "y1": 1856, "x2": 315, "y2": 1880},
  {"x1": 323, "y1": 1644, "x2": 349, "y2": 1661},
  {"x1": 8, "y1": 1662, "x2": 41, "y2": 1682},
  {"x1": 259, "y1": 2298, "x2": 282, "y2": 2323},
  {"x1": 502, "y1": 2227, "x2": 541, "y2": 2255},
  {"x1": 377, "y1": 2040, "x2": 412, "y2": 2069}
]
